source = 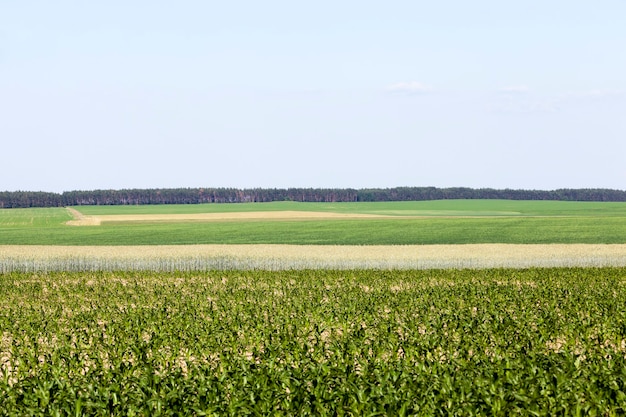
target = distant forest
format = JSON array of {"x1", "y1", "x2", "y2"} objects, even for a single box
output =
[{"x1": 2, "y1": 187, "x2": 626, "y2": 208}]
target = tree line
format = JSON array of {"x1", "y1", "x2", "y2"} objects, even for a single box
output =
[{"x1": 1, "y1": 187, "x2": 626, "y2": 208}]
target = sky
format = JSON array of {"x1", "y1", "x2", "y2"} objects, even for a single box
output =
[{"x1": 1, "y1": 1, "x2": 625, "y2": 193}]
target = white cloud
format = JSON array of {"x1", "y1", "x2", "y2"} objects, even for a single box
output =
[{"x1": 386, "y1": 81, "x2": 433, "y2": 94}]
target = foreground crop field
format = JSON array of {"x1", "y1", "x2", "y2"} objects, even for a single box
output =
[
  {"x1": 2, "y1": 268, "x2": 626, "y2": 415},
  {"x1": 1, "y1": 200, "x2": 626, "y2": 245}
]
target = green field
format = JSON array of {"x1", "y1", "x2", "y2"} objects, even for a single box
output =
[
  {"x1": 2, "y1": 268, "x2": 625, "y2": 415},
  {"x1": 0, "y1": 208, "x2": 73, "y2": 227},
  {"x1": 1, "y1": 200, "x2": 626, "y2": 245},
  {"x1": 69, "y1": 199, "x2": 626, "y2": 217}
]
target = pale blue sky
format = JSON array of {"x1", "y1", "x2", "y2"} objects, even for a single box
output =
[{"x1": 1, "y1": 1, "x2": 625, "y2": 192}]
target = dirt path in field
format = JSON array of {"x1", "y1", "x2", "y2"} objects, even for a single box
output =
[
  {"x1": 65, "y1": 210, "x2": 393, "y2": 226},
  {"x1": 66, "y1": 208, "x2": 102, "y2": 226}
]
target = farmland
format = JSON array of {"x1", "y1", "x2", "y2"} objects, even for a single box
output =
[
  {"x1": 1, "y1": 200, "x2": 626, "y2": 246},
  {"x1": 2, "y1": 268, "x2": 626, "y2": 415},
  {"x1": 2, "y1": 200, "x2": 626, "y2": 271},
  {"x1": 2, "y1": 199, "x2": 626, "y2": 414}
]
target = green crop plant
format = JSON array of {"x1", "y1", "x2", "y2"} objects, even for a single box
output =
[{"x1": 1, "y1": 268, "x2": 626, "y2": 415}]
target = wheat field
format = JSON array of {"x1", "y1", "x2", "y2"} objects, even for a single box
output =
[{"x1": 2, "y1": 244, "x2": 626, "y2": 272}]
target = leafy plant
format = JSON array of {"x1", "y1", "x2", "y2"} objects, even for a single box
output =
[{"x1": 1, "y1": 268, "x2": 625, "y2": 415}]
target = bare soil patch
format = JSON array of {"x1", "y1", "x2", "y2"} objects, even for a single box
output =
[{"x1": 65, "y1": 208, "x2": 101, "y2": 226}]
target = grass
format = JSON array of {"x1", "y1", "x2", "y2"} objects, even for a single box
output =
[
  {"x1": 72, "y1": 199, "x2": 626, "y2": 217},
  {"x1": 1, "y1": 200, "x2": 626, "y2": 245},
  {"x1": 0, "y1": 207, "x2": 72, "y2": 227},
  {"x1": 2, "y1": 268, "x2": 626, "y2": 415},
  {"x1": 3, "y1": 216, "x2": 626, "y2": 245}
]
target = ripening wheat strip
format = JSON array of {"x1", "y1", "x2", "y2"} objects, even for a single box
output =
[{"x1": 2, "y1": 244, "x2": 626, "y2": 272}]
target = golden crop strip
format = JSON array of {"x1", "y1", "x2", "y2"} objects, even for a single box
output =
[
  {"x1": 2, "y1": 244, "x2": 626, "y2": 271},
  {"x1": 65, "y1": 211, "x2": 394, "y2": 226},
  {"x1": 63, "y1": 209, "x2": 532, "y2": 226}
]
